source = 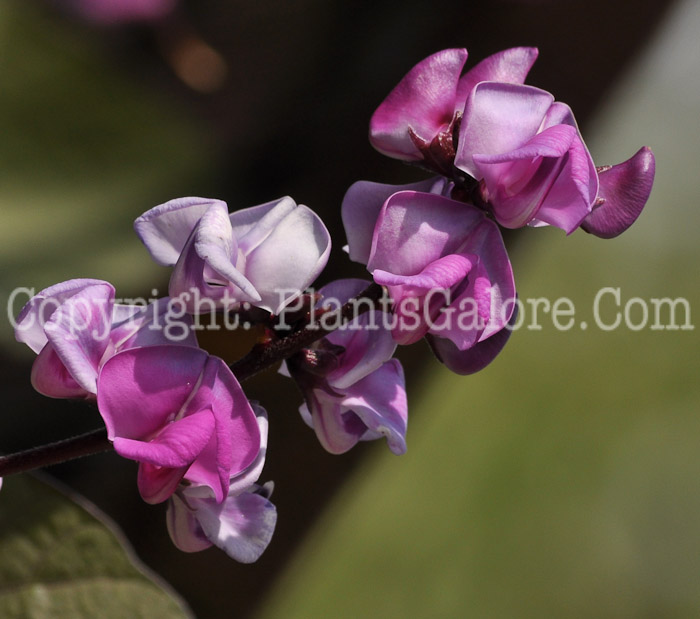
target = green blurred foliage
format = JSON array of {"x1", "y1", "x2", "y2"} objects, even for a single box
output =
[
  {"x1": 0, "y1": 475, "x2": 190, "y2": 618},
  {"x1": 0, "y1": 1, "x2": 214, "y2": 349},
  {"x1": 257, "y1": 229, "x2": 700, "y2": 619}
]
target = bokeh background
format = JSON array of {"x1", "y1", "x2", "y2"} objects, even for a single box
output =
[{"x1": 1, "y1": 0, "x2": 699, "y2": 617}]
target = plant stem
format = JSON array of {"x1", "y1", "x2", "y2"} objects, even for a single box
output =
[
  {"x1": 230, "y1": 282, "x2": 385, "y2": 380},
  {"x1": 0, "y1": 429, "x2": 110, "y2": 477},
  {"x1": 0, "y1": 282, "x2": 386, "y2": 477}
]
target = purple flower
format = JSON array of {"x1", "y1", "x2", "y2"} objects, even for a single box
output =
[
  {"x1": 369, "y1": 47, "x2": 538, "y2": 172},
  {"x1": 96, "y1": 345, "x2": 261, "y2": 504},
  {"x1": 283, "y1": 279, "x2": 408, "y2": 455},
  {"x1": 14, "y1": 279, "x2": 195, "y2": 399},
  {"x1": 134, "y1": 196, "x2": 331, "y2": 314},
  {"x1": 581, "y1": 147, "x2": 656, "y2": 238},
  {"x1": 345, "y1": 189, "x2": 516, "y2": 374},
  {"x1": 454, "y1": 82, "x2": 599, "y2": 234},
  {"x1": 166, "y1": 404, "x2": 276, "y2": 563}
]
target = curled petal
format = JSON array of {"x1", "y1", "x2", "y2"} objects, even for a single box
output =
[
  {"x1": 341, "y1": 360, "x2": 408, "y2": 455},
  {"x1": 166, "y1": 492, "x2": 212, "y2": 553},
  {"x1": 455, "y1": 82, "x2": 555, "y2": 179},
  {"x1": 43, "y1": 283, "x2": 115, "y2": 394},
  {"x1": 113, "y1": 410, "x2": 216, "y2": 469},
  {"x1": 320, "y1": 279, "x2": 397, "y2": 390},
  {"x1": 426, "y1": 300, "x2": 518, "y2": 374},
  {"x1": 193, "y1": 202, "x2": 261, "y2": 302},
  {"x1": 226, "y1": 403, "x2": 269, "y2": 496},
  {"x1": 370, "y1": 48, "x2": 468, "y2": 160},
  {"x1": 194, "y1": 485, "x2": 277, "y2": 563},
  {"x1": 240, "y1": 201, "x2": 331, "y2": 313},
  {"x1": 582, "y1": 147, "x2": 655, "y2": 238},
  {"x1": 184, "y1": 357, "x2": 261, "y2": 500},
  {"x1": 31, "y1": 343, "x2": 88, "y2": 399},
  {"x1": 134, "y1": 197, "x2": 224, "y2": 266},
  {"x1": 15, "y1": 279, "x2": 110, "y2": 354},
  {"x1": 456, "y1": 46, "x2": 539, "y2": 106}
]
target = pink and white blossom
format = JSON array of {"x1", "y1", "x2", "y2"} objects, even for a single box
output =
[
  {"x1": 97, "y1": 345, "x2": 260, "y2": 504},
  {"x1": 14, "y1": 279, "x2": 195, "y2": 399},
  {"x1": 135, "y1": 196, "x2": 331, "y2": 314},
  {"x1": 283, "y1": 279, "x2": 408, "y2": 455}
]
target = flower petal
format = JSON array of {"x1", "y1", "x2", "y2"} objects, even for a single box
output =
[
  {"x1": 113, "y1": 409, "x2": 216, "y2": 468},
  {"x1": 456, "y1": 46, "x2": 538, "y2": 105},
  {"x1": 193, "y1": 485, "x2": 277, "y2": 563},
  {"x1": 341, "y1": 177, "x2": 448, "y2": 265},
  {"x1": 14, "y1": 279, "x2": 109, "y2": 354},
  {"x1": 242, "y1": 203, "x2": 331, "y2": 313},
  {"x1": 184, "y1": 356, "x2": 261, "y2": 501},
  {"x1": 367, "y1": 191, "x2": 485, "y2": 277},
  {"x1": 166, "y1": 492, "x2": 212, "y2": 552},
  {"x1": 43, "y1": 282, "x2": 115, "y2": 394},
  {"x1": 581, "y1": 147, "x2": 655, "y2": 238},
  {"x1": 341, "y1": 359, "x2": 408, "y2": 455},
  {"x1": 134, "y1": 197, "x2": 224, "y2": 266},
  {"x1": 370, "y1": 48, "x2": 468, "y2": 160},
  {"x1": 226, "y1": 403, "x2": 269, "y2": 496},
  {"x1": 193, "y1": 201, "x2": 261, "y2": 301},
  {"x1": 110, "y1": 297, "x2": 197, "y2": 350},
  {"x1": 138, "y1": 463, "x2": 189, "y2": 505},
  {"x1": 455, "y1": 82, "x2": 554, "y2": 179},
  {"x1": 426, "y1": 304, "x2": 516, "y2": 375},
  {"x1": 320, "y1": 279, "x2": 397, "y2": 390},
  {"x1": 229, "y1": 196, "x2": 298, "y2": 255},
  {"x1": 97, "y1": 346, "x2": 209, "y2": 441},
  {"x1": 31, "y1": 343, "x2": 89, "y2": 399}
]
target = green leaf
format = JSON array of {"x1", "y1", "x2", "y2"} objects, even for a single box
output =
[{"x1": 0, "y1": 475, "x2": 191, "y2": 619}]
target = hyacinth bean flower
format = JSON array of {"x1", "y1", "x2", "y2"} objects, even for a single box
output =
[
  {"x1": 581, "y1": 146, "x2": 656, "y2": 238},
  {"x1": 283, "y1": 279, "x2": 408, "y2": 455},
  {"x1": 135, "y1": 196, "x2": 331, "y2": 314},
  {"x1": 14, "y1": 279, "x2": 195, "y2": 399},
  {"x1": 345, "y1": 190, "x2": 516, "y2": 373},
  {"x1": 166, "y1": 404, "x2": 277, "y2": 563},
  {"x1": 369, "y1": 47, "x2": 538, "y2": 172},
  {"x1": 97, "y1": 345, "x2": 261, "y2": 504},
  {"x1": 454, "y1": 82, "x2": 601, "y2": 234}
]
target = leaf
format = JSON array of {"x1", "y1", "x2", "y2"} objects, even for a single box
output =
[{"x1": 0, "y1": 475, "x2": 191, "y2": 619}]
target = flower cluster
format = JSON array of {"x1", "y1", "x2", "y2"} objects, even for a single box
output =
[
  {"x1": 9, "y1": 45, "x2": 654, "y2": 563},
  {"x1": 342, "y1": 46, "x2": 654, "y2": 372}
]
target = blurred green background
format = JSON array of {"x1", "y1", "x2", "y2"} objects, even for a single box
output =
[{"x1": 1, "y1": 0, "x2": 698, "y2": 617}]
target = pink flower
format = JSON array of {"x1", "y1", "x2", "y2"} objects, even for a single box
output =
[
  {"x1": 454, "y1": 82, "x2": 599, "y2": 234},
  {"x1": 14, "y1": 279, "x2": 195, "y2": 399},
  {"x1": 345, "y1": 189, "x2": 516, "y2": 374},
  {"x1": 166, "y1": 404, "x2": 276, "y2": 563},
  {"x1": 135, "y1": 196, "x2": 331, "y2": 314},
  {"x1": 283, "y1": 279, "x2": 408, "y2": 455},
  {"x1": 97, "y1": 346, "x2": 260, "y2": 504},
  {"x1": 369, "y1": 47, "x2": 538, "y2": 172}
]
